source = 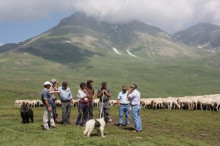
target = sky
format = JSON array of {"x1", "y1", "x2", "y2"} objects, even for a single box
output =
[{"x1": 0, "y1": 0, "x2": 220, "y2": 44}]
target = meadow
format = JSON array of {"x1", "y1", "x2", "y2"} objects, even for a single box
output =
[
  {"x1": 0, "y1": 47, "x2": 220, "y2": 145},
  {"x1": 0, "y1": 94, "x2": 220, "y2": 146}
]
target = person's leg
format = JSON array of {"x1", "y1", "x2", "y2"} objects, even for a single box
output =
[
  {"x1": 61, "y1": 102, "x2": 67, "y2": 124},
  {"x1": 52, "y1": 105, "x2": 56, "y2": 122},
  {"x1": 76, "y1": 103, "x2": 83, "y2": 125},
  {"x1": 137, "y1": 106, "x2": 142, "y2": 131},
  {"x1": 104, "y1": 102, "x2": 110, "y2": 121},
  {"x1": 98, "y1": 102, "x2": 104, "y2": 118},
  {"x1": 43, "y1": 107, "x2": 49, "y2": 130},
  {"x1": 66, "y1": 101, "x2": 71, "y2": 124},
  {"x1": 82, "y1": 103, "x2": 88, "y2": 125},
  {"x1": 125, "y1": 104, "x2": 130, "y2": 126},
  {"x1": 132, "y1": 105, "x2": 142, "y2": 131},
  {"x1": 49, "y1": 110, "x2": 55, "y2": 128},
  {"x1": 88, "y1": 101, "x2": 94, "y2": 119},
  {"x1": 53, "y1": 99, "x2": 57, "y2": 123},
  {"x1": 118, "y1": 104, "x2": 124, "y2": 126}
]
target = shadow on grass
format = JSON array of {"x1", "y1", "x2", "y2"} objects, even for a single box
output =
[{"x1": 113, "y1": 123, "x2": 135, "y2": 131}]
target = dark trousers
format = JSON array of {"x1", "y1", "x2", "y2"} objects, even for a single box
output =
[
  {"x1": 76, "y1": 103, "x2": 88, "y2": 125},
  {"x1": 99, "y1": 101, "x2": 110, "y2": 118},
  {"x1": 61, "y1": 101, "x2": 71, "y2": 124},
  {"x1": 52, "y1": 99, "x2": 57, "y2": 122},
  {"x1": 88, "y1": 101, "x2": 94, "y2": 119}
]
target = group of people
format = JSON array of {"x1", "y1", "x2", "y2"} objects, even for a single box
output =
[{"x1": 41, "y1": 79, "x2": 142, "y2": 132}]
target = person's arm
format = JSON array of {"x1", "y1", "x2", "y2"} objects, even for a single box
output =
[
  {"x1": 43, "y1": 91, "x2": 51, "y2": 112},
  {"x1": 44, "y1": 99, "x2": 51, "y2": 112},
  {"x1": 117, "y1": 92, "x2": 120, "y2": 107},
  {"x1": 127, "y1": 89, "x2": 133, "y2": 101},
  {"x1": 97, "y1": 90, "x2": 103, "y2": 98},
  {"x1": 78, "y1": 90, "x2": 87, "y2": 100},
  {"x1": 105, "y1": 89, "x2": 111, "y2": 97},
  {"x1": 57, "y1": 87, "x2": 61, "y2": 96},
  {"x1": 50, "y1": 90, "x2": 60, "y2": 94},
  {"x1": 92, "y1": 89, "x2": 95, "y2": 101}
]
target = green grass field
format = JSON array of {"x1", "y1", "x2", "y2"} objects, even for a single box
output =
[
  {"x1": 0, "y1": 94, "x2": 220, "y2": 146},
  {"x1": 0, "y1": 45, "x2": 220, "y2": 145}
]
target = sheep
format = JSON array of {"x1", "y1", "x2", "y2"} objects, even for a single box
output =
[
  {"x1": 151, "y1": 98, "x2": 163, "y2": 109},
  {"x1": 198, "y1": 97, "x2": 214, "y2": 111},
  {"x1": 178, "y1": 97, "x2": 193, "y2": 110},
  {"x1": 140, "y1": 98, "x2": 153, "y2": 109},
  {"x1": 165, "y1": 97, "x2": 180, "y2": 110},
  {"x1": 55, "y1": 100, "x2": 62, "y2": 107},
  {"x1": 93, "y1": 99, "x2": 99, "y2": 107},
  {"x1": 109, "y1": 100, "x2": 117, "y2": 106}
]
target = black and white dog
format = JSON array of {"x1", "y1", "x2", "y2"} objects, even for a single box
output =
[
  {"x1": 83, "y1": 116, "x2": 111, "y2": 137},
  {"x1": 20, "y1": 103, "x2": 34, "y2": 123}
]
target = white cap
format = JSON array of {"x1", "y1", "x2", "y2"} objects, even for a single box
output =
[
  {"x1": 44, "y1": 81, "x2": 51, "y2": 86},
  {"x1": 50, "y1": 79, "x2": 57, "y2": 84}
]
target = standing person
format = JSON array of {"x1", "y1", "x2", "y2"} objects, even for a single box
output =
[
  {"x1": 76, "y1": 82, "x2": 89, "y2": 126},
  {"x1": 41, "y1": 81, "x2": 55, "y2": 130},
  {"x1": 58, "y1": 81, "x2": 74, "y2": 125},
  {"x1": 127, "y1": 84, "x2": 142, "y2": 132},
  {"x1": 97, "y1": 82, "x2": 111, "y2": 120},
  {"x1": 49, "y1": 79, "x2": 60, "y2": 123},
  {"x1": 86, "y1": 80, "x2": 95, "y2": 119},
  {"x1": 117, "y1": 86, "x2": 130, "y2": 127}
]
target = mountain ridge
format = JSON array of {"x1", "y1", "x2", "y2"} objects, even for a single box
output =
[{"x1": 174, "y1": 23, "x2": 220, "y2": 49}]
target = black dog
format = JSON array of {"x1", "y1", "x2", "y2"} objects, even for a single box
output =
[{"x1": 20, "y1": 103, "x2": 34, "y2": 123}]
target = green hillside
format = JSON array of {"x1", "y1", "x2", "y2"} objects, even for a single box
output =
[{"x1": 0, "y1": 12, "x2": 220, "y2": 99}]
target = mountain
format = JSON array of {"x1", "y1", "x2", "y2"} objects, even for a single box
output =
[
  {"x1": 174, "y1": 23, "x2": 220, "y2": 49},
  {"x1": 0, "y1": 12, "x2": 198, "y2": 63},
  {"x1": 0, "y1": 43, "x2": 19, "y2": 53},
  {"x1": 1, "y1": 12, "x2": 220, "y2": 98}
]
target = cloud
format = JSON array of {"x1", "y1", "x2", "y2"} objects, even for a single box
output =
[
  {"x1": 0, "y1": 0, "x2": 75, "y2": 21},
  {"x1": 1, "y1": 0, "x2": 220, "y2": 33}
]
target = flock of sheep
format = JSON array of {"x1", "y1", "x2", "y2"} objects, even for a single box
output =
[
  {"x1": 15, "y1": 94, "x2": 220, "y2": 111},
  {"x1": 140, "y1": 94, "x2": 220, "y2": 111}
]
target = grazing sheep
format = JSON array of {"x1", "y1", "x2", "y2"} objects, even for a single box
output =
[
  {"x1": 109, "y1": 100, "x2": 117, "y2": 106},
  {"x1": 93, "y1": 99, "x2": 99, "y2": 107},
  {"x1": 151, "y1": 98, "x2": 163, "y2": 109},
  {"x1": 141, "y1": 98, "x2": 153, "y2": 109}
]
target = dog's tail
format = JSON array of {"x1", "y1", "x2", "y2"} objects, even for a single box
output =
[{"x1": 83, "y1": 127, "x2": 88, "y2": 136}]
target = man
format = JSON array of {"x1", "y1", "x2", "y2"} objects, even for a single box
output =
[
  {"x1": 86, "y1": 80, "x2": 95, "y2": 119},
  {"x1": 117, "y1": 86, "x2": 130, "y2": 127},
  {"x1": 76, "y1": 82, "x2": 89, "y2": 126},
  {"x1": 127, "y1": 84, "x2": 142, "y2": 132},
  {"x1": 58, "y1": 81, "x2": 74, "y2": 125},
  {"x1": 41, "y1": 81, "x2": 55, "y2": 130},
  {"x1": 49, "y1": 79, "x2": 60, "y2": 123},
  {"x1": 97, "y1": 82, "x2": 111, "y2": 119}
]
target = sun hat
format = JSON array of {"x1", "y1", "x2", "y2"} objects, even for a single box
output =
[
  {"x1": 50, "y1": 79, "x2": 57, "y2": 84},
  {"x1": 44, "y1": 81, "x2": 51, "y2": 86}
]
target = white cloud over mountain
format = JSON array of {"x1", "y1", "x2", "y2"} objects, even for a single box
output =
[{"x1": 1, "y1": 0, "x2": 220, "y2": 33}]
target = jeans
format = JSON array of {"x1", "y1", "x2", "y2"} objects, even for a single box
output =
[
  {"x1": 88, "y1": 101, "x2": 94, "y2": 119},
  {"x1": 76, "y1": 103, "x2": 88, "y2": 125},
  {"x1": 118, "y1": 104, "x2": 130, "y2": 126},
  {"x1": 132, "y1": 105, "x2": 142, "y2": 131}
]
